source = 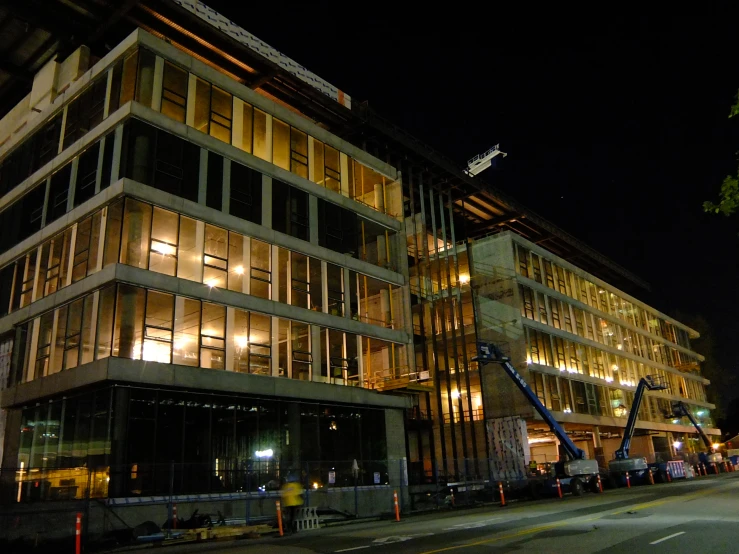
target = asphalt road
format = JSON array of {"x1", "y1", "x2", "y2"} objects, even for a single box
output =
[{"x1": 161, "y1": 472, "x2": 739, "y2": 553}]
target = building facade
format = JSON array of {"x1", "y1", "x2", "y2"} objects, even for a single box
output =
[
  {"x1": 0, "y1": 28, "x2": 414, "y2": 501},
  {"x1": 0, "y1": 0, "x2": 720, "y2": 505},
  {"x1": 468, "y1": 232, "x2": 716, "y2": 476}
]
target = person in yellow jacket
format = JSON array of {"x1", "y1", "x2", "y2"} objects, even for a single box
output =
[{"x1": 280, "y1": 478, "x2": 304, "y2": 533}]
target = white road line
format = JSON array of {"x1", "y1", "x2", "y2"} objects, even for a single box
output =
[
  {"x1": 335, "y1": 547, "x2": 370, "y2": 552},
  {"x1": 649, "y1": 531, "x2": 685, "y2": 545}
]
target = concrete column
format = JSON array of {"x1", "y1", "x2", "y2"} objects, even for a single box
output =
[
  {"x1": 343, "y1": 267, "x2": 351, "y2": 319},
  {"x1": 108, "y1": 387, "x2": 130, "y2": 498},
  {"x1": 232, "y1": 99, "x2": 244, "y2": 150},
  {"x1": 385, "y1": 409, "x2": 407, "y2": 487},
  {"x1": 103, "y1": 67, "x2": 114, "y2": 119},
  {"x1": 0, "y1": 409, "x2": 22, "y2": 503},
  {"x1": 94, "y1": 135, "x2": 106, "y2": 194},
  {"x1": 110, "y1": 125, "x2": 123, "y2": 183},
  {"x1": 131, "y1": 130, "x2": 152, "y2": 184},
  {"x1": 271, "y1": 316, "x2": 280, "y2": 377},
  {"x1": 151, "y1": 56, "x2": 164, "y2": 112},
  {"x1": 311, "y1": 325, "x2": 322, "y2": 383},
  {"x1": 66, "y1": 157, "x2": 78, "y2": 211},
  {"x1": 225, "y1": 307, "x2": 235, "y2": 372},
  {"x1": 374, "y1": 183, "x2": 385, "y2": 213},
  {"x1": 380, "y1": 289, "x2": 391, "y2": 327},
  {"x1": 339, "y1": 153, "x2": 350, "y2": 197},
  {"x1": 186, "y1": 74, "x2": 197, "y2": 127}
]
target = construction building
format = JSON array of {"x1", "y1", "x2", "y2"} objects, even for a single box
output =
[{"x1": 0, "y1": 0, "x2": 718, "y2": 506}]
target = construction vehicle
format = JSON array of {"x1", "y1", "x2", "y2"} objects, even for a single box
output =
[
  {"x1": 474, "y1": 342, "x2": 599, "y2": 497},
  {"x1": 670, "y1": 401, "x2": 722, "y2": 466},
  {"x1": 608, "y1": 376, "x2": 667, "y2": 485}
]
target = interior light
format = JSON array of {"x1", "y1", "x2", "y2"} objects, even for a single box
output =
[
  {"x1": 151, "y1": 241, "x2": 175, "y2": 256},
  {"x1": 673, "y1": 441, "x2": 682, "y2": 450},
  {"x1": 234, "y1": 265, "x2": 245, "y2": 275},
  {"x1": 696, "y1": 410, "x2": 705, "y2": 416},
  {"x1": 235, "y1": 335, "x2": 249, "y2": 349},
  {"x1": 312, "y1": 482, "x2": 319, "y2": 490},
  {"x1": 612, "y1": 364, "x2": 619, "y2": 371},
  {"x1": 459, "y1": 274, "x2": 470, "y2": 285},
  {"x1": 206, "y1": 279, "x2": 218, "y2": 288},
  {"x1": 255, "y1": 449, "x2": 273, "y2": 458},
  {"x1": 451, "y1": 390, "x2": 460, "y2": 399},
  {"x1": 712, "y1": 443, "x2": 720, "y2": 451}
]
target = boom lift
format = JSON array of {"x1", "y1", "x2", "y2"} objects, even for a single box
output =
[
  {"x1": 474, "y1": 342, "x2": 599, "y2": 496},
  {"x1": 608, "y1": 376, "x2": 667, "y2": 483},
  {"x1": 670, "y1": 401, "x2": 722, "y2": 465}
]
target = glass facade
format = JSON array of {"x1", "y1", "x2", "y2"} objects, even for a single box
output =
[
  {"x1": 13, "y1": 385, "x2": 388, "y2": 500},
  {"x1": 512, "y1": 240, "x2": 712, "y2": 428}
]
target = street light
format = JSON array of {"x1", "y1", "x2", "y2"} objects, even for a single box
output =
[{"x1": 255, "y1": 449, "x2": 273, "y2": 458}]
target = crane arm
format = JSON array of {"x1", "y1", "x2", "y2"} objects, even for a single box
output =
[
  {"x1": 672, "y1": 401, "x2": 712, "y2": 451},
  {"x1": 614, "y1": 376, "x2": 667, "y2": 460},
  {"x1": 474, "y1": 342, "x2": 585, "y2": 461}
]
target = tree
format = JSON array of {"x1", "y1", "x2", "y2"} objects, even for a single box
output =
[{"x1": 703, "y1": 94, "x2": 739, "y2": 216}]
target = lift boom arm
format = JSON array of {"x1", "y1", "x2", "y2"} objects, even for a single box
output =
[
  {"x1": 614, "y1": 376, "x2": 667, "y2": 460},
  {"x1": 672, "y1": 401, "x2": 712, "y2": 451},
  {"x1": 474, "y1": 342, "x2": 585, "y2": 461}
]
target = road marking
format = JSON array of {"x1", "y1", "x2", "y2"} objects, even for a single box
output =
[
  {"x1": 443, "y1": 518, "x2": 501, "y2": 530},
  {"x1": 335, "y1": 547, "x2": 370, "y2": 552},
  {"x1": 418, "y1": 485, "x2": 724, "y2": 553},
  {"x1": 649, "y1": 531, "x2": 685, "y2": 545}
]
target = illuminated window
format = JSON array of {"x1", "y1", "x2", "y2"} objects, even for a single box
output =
[
  {"x1": 253, "y1": 109, "x2": 268, "y2": 160},
  {"x1": 200, "y1": 302, "x2": 225, "y2": 369},
  {"x1": 272, "y1": 119, "x2": 290, "y2": 171},
  {"x1": 143, "y1": 291, "x2": 174, "y2": 363},
  {"x1": 290, "y1": 128, "x2": 308, "y2": 179},
  {"x1": 161, "y1": 61, "x2": 188, "y2": 123},
  {"x1": 173, "y1": 297, "x2": 200, "y2": 366},
  {"x1": 203, "y1": 224, "x2": 228, "y2": 288},
  {"x1": 149, "y1": 207, "x2": 179, "y2": 276}
]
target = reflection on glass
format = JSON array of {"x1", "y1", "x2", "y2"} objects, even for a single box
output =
[{"x1": 174, "y1": 297, "x2": 200, "y2": 366}]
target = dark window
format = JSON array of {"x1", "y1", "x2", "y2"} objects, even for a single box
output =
[
  {"x1": 0, "y1": 184, "x2": 46, "y2": 255},
  {"x1": 0, "y1": 264, "x2": 14, "y2": 317},
  {"x1": 100, "y1": 134, "x2": 115, "y2": 191},
  {"x1": 229, "y1": 162, "x2": 261, "y2": 224},
  {"x1": 74, "y1": 142, "x2": 100, "y2": 206},
  {"x1": 272, "y1": 179, "x2": 308, "y2": 241},
  {"x1": 30, "y1": 114, "x2": 63, "y2": 174},
  {"x1": 47, "y1": 164, "x2": 72, "y2": 224},
  {"x1": 317, "y1": 198, "x2": 357, "y2": 255},
  {"x1": 206, "y1": 152, "x2": 223, "y2": 211},
  {"x1": 121, "y1": 119, "x2": 200, "y2": 202},
  {"x1": 63, "y1": 78, "x2": 107, "y2": 149}
]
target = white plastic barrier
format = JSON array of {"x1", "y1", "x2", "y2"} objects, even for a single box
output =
[
  {"x1": 295, "y1": 506, "x2": 320, "y2": 530},
  {"x1": 667, "y1": 460, "x2": 686, "y2": 479}
]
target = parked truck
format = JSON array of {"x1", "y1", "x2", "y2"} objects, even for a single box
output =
[{"x1": 474, "y1": 342, "x2": 600, "y2": 497}]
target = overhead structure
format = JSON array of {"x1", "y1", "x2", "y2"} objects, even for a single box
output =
[{"x1": 464, "y1": 144, "x2": 507, "y2": 177}]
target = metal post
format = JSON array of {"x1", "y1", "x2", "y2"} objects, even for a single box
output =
[
  {"x1": 245, "y1": 462, "x2": 251, "y2": 526},
  {"x1": 167, "y1": 462, "x2": 174, "y2": 538}
]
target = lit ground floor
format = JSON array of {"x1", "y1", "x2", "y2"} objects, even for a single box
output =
[{"x1": 0, "y1": 356, "x2": 410, "y2": 503}]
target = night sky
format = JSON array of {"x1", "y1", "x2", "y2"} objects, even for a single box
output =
[{"x1": 210, "y1": 7, "x2": 739, "y2": 421}]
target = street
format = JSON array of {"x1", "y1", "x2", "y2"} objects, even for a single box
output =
[{"x1": 160, "y1": 473, "x2": 739, "y2": 553}]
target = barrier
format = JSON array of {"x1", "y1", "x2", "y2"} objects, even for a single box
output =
[
  {"x1": 596, "y1": 474, "x2": 603, "y2": 493},
  {"x1": 173, "y1": 503, "x2": 178, "y2": 529},
  {"x1": 276, "y1": 500, "x2": 283, "y2": 537},
  {"x1": 75, "y1": 513, "x2": 81, "y2": 554},
  {"x1": 498, "y1": 482, "x2": 506, "y2": 507},
  {"x1": 556, "y1": 478, "x2": 562, "y2": 499},
  {"x1": 647, "y1": 469, "x2": 654, "y2": 485},
  {"x1": 393, "y1": 490, "x2": 400, "y2": 521},
  {"x1": 295, "y1": 507, "x2": 320, "y2": 531},
  {"x1": 666, "y1": 461, "x2": 685, "y2": 479},
  {"x1": 625, "y1": 472, "x2": 631, "y2": 488}
]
